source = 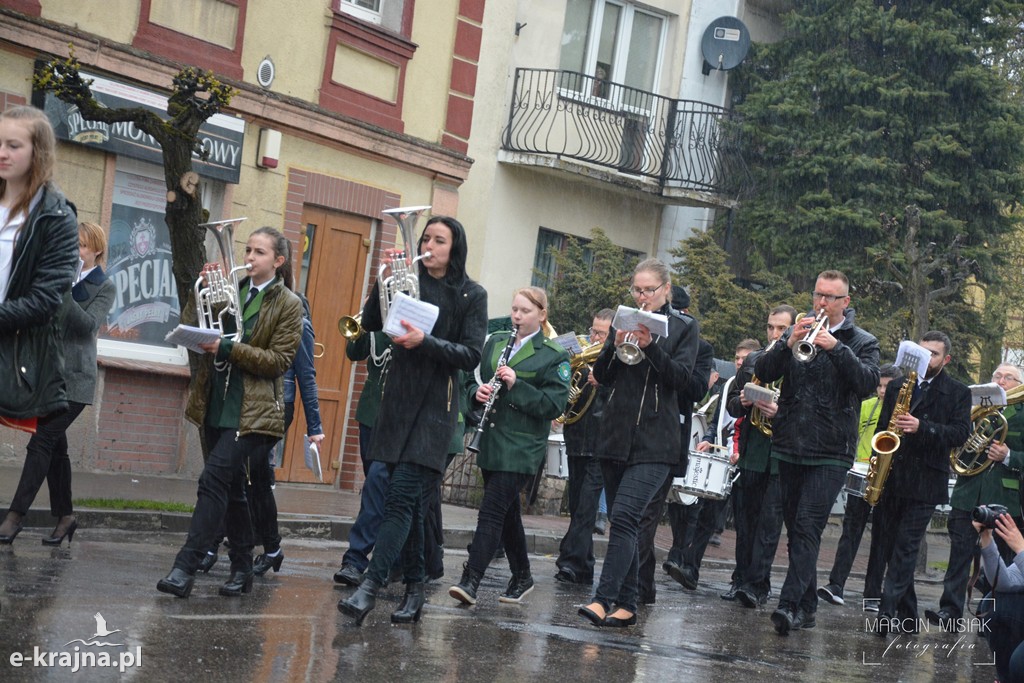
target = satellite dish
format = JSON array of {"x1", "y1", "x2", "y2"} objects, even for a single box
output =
[{"x1": 701, "y1": 16, "x2": 751, "y2": 75}]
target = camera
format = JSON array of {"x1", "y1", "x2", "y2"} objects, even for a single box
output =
[{"x1": 973, "y1": 504, "x2": 1011, "y2": 529}]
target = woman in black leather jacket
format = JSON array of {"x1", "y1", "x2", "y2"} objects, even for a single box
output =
[{"x1": 578, "y1": 258, "x2": 700, "y2": 627}]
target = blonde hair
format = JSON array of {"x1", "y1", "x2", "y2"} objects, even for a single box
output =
[
  {"x1": 0, "y1": 106, "x2": 57, "y2": 228},
  {"x1": 634, "y1": 257, "x2": 671, "y2": 286},
  {"x1": 78, "y1": 222, "x2": 108, "y2": 267},
  {"x1": 513, "y1": 286, "x2": 548, "y2": 322}
]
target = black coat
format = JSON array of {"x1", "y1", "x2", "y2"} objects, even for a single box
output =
[
  {"x1": 361, "y1": 272, "x2": 487, "y2": 473},
  {"x1": 675, "y1": 337, "x2": 714, "y2": 476},
  {"x1": 877, "y1": 370, "x2": 971, "y2": 505},
  {"x1": 0, "y1": 185, "x2": 79, "y2": 419},
  {"x1": 592, "y1": 303, "x2": 700, "y2": 466},
  {"x1": 754, "y1": 308, "x2": 880, "y2": 465}
]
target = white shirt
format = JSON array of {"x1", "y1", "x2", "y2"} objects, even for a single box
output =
[
  {"x1": 0, "y1": 205, "x2": 26, "y2": 303},
  {"x1": 510, "y1": 327, "x2": 540, "y2": 360}
]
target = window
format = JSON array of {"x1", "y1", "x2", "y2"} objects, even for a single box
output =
[
  {"x1": 559, "y1": 0, "x2": 666, "y2": 96},
  {"x1": 133, "y1": 0, "x2": 247, "y2": 80},
  {"x1": 340, "y1": 0, "x2": 382, "y2": 25},
  {"x1": 532, "y1": 228, "x2": 642, "y2": 289},
  {"x1": 336, "y1": 0, "x2": 407, "y2": 34}
]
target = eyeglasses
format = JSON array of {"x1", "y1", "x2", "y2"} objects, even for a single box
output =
[
  {"x1": 992, "y1": 372, "x2": 1021, "y2": 383},
  {"x1": 630, "y1": 284, "x2": 664, "y2": 297},
  {"x1": 588, "y1": 327, "x2": 608, "y2": 339},
  {"x1": 812, "y1": 291, "x2": 848, "y2": 304}
]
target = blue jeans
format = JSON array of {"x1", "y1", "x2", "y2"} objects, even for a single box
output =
[
  {"x1": 466, "y1": 470, "x2": 532, "y2": 576},
  {"x1": 363, "y1": 462, "x2": 432, "y2": 586},
  {"x1": 341, "y1": 423, "x2": 388, "y2": 571},
  {"x1": 776, "y1": 461, "x2": 847, "y2": 614},
  {"x1": 594, "y1": 460, "x2": 671, "y2": 613}
]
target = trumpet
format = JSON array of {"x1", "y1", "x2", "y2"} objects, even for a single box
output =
[
  {"x1": 616, "y1": 303, "x2": 647, "y2": 365},
  {"x1": 194, "y1": 217, "x2": 251, "y2": 343},
  {"x1": 378, "y1": 205, "x2": 431, "y2": 321},
  {"x1": 338, "y1": 312, "x2": 364, "y2": 341},
  {"x1": 793, "y1": 309, "x2": 828, "y2": 362}
]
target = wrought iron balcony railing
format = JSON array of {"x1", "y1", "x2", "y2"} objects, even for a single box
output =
[{"x1": 502, "y1": 68, "x2": 747, "y2": 197}]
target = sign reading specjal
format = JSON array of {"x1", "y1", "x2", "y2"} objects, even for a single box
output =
[{"x1": 33, "y1": 65, "x2": 245, "y2": 183}]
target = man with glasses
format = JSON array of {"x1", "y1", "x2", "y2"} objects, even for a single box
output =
[
  {"x1": 555, "y1": 308, "x2": 614, "y2": 585},
  {"x1": 927, "y1": 362, "x2": 1024, "y2": 627},
  {"x1": 754, "y1": 270, "x2": 880, "y2": 635}
]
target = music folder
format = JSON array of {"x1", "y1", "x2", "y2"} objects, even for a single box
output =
[
  {"x1": 612, "y1": 305, "x2": 669, "y2": 338},
  {"x1": 164, "y1": 324, "x2": 221, "y2": 353},
  {"x1": 384, "y1": 292, "x2": 439, "y2": 338}
]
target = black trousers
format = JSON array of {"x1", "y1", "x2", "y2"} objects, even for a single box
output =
[
  {"x1": 466, "y1": 470, "x2": 533, "y2": 576},
  {"x1": 737, "y1": 473, "x2": 783, "y2": 598},
  {"x1": 875, "y1": 494, "x2": 936, "y2": 619},
  {"x1": 637, "y1": 473, "x2": 673, "y2": 600},
  {"x1": 666, "y1": 500, "x2": 702, "y2": 566},
  {"x1": 246, "y1": 443, "x2": 280, "y2": 553},
  {"x1": 174, "y1": 427, "x2": 276, "y2": 573},
  {"x1": 682, "y1": 497, "x2": 728, "y2": 582},
  {"x1": 364, "y1": 462, "x2": 434, "y2": 586},
  {"x1": 985, "y1": 591, "x2": 1024, "y2": 683},
  {"x1": 828, "y1": 493, "x2": 872, "y2": 591},
  {"x1": 732, "y1": 468, "x2": 773, "y2": 587},
  {"x1": 555, "y1": 455, "x2": 604, "y2": 581},
  {"x1": 776, "y1": 461, "x2": 847, "y2": 615},
  {"x1": 9, "y1": 403, "x2": 86, "y2": 518}
]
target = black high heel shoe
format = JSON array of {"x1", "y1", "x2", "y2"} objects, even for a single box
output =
[
  {"x1": 253, "y1": 551, "x2": 284, "y2": 576},
  {"x1": 219, "y1": 570, "x2": 254, "y2": 597},
  {"x1": 42, "y1": 517, "x2": 78, "y2": 547},
  {"x1": 197, "y1": 552, "x2": 219, "y2": 573},
  {"x1": 0, "y1": 524, "x2": 23, "y2": 545}
]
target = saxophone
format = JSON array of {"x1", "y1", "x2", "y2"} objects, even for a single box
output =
[{"x1": 864, "y1": 370, "x2": 917, "y2": 506}]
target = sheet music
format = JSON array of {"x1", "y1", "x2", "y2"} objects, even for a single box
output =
[
  {"x1": 969, "y1": 382, "x2": 1006, "y2": 408},
  {"x1": 383, "y1": 291, "x2": 439, "y2": 338},
  {"x1": 895, "y1": 340, "x2": 931, "y2": 379},
  {"x1": 552, "y1": 332, "x2": 584, "y2": 355},
  {"x1": 164, "y1": 324, "x2": 222, "y2": 353},
  {"x1": 742, "y1": 382, "x2": 779, "y2": 404},
  {"x1": 612, "y1": 305, "x2": 670, "y2": 338},
  {"x1": 304, "y1": 438, "x2": 323, "y2": 483}
]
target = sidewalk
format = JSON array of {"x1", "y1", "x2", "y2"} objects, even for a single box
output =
[{"x1": 0, "y1": 464, "x2": 950, "y2": 583}]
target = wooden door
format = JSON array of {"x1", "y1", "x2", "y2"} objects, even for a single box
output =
[{"x1": 278, "y1": 207, "x2": 370, "y2": 484}]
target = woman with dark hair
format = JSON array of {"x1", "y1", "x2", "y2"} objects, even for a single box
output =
[
  {"x1": 338, "y1": 214, "x2": 487, "y2": 625},
  {"x1": 449, "y1": 286, "x2": 570, "y2": 606},
  {"x1": 0, "y1": 105, "x2": 80, "y2": 543},
  {"x1": 157, "y1": 226, "x2": 302, "y2": 598},
  {"x1": 578, "y1": 257, "x2": 699, "y2": 627}
]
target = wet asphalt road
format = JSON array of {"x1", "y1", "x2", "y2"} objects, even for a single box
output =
[{"x1": 0, "y1": 529, "x2": 992, "y2": 682}]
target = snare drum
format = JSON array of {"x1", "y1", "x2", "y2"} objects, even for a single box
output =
[
  {"x1": 843, "y1": 463, "x2": 870, "y2": 499},
  {"x1": 667, "y1": 478, "x2": 700, "y2": 505},
  {"x1": 678, "y1": 449, "x2": 739, "y2": 500},
  {"x1": 545, "y1": 433, "x2": 568, "y2": 479}
]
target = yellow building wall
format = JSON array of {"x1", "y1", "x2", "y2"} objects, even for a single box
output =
[
  {"x1": 404, "y1": 0, "x2": 459, "y2": 144},
  {"x1": 40, "y1": 0, "x2": 140, "y2": 45},
  {"x1": 240, "y1": 2, "x2": 331, "y2": 101}
]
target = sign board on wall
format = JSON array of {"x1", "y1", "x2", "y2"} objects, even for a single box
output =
[{"x1": 33, "y1": 66, "x2": 245, "y2": 183}]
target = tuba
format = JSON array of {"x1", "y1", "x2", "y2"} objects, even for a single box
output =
[
  {"x1": 557, "y1": 338, "x2": 605, "y2": 425},
  {"x1": 194, "y1": 217, "x2": 251, "y2": 343},
  {"x1": 793, "y1": 309, "x2": 828, "y2": 363},
  {"x1": 950, "y1": 383, "x2": 1024, "y2": 477},
  {"x1": 378, "y1": 205, "x2": 431, "y2": 320},
  {"x1": 864, "y1": 369, "x2": 917, "y2": 506}
]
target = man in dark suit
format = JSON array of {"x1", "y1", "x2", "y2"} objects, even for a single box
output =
[{"x1": 872, "y1": 331, "x2": 971, "y2": 637}]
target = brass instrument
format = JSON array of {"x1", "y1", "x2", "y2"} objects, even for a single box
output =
[
  {"x1": 378, "y1": 205, "x2": 431, "y2": 320},
  {"x1": 557, "y1": 338, "x2": 604, "y2": 425},
  {"x1": 749, "y1": 338, "x2": 780, "y2": 437},
  {"x1": 194, "y1": 217, "x2": 251, "y2": 343},
  {"x1": 950, "y1": 383, "x2": 1024, "y2": 477},
  {"x1": 793, "y1": 309, "x2": 828, "y2": 363},
  {"x1": 864, "y1": 369, "x2": 917, "y2": 506},
  {"x1": 338, "y1": 312, "x2": 364, "y2": 341},
  {"x1": 616, "y1": 302, "x2": 647, "y2": 365}
]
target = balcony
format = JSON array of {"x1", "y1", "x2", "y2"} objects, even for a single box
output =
[{"x1": 500, "y1": 68, "x2": 748, "y2": 208}]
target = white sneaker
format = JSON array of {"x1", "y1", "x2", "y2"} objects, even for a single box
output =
[
  {"x1": 817, "y1": 585, "x2": 845, "y2": 606},
  {"x1": 863, "y1": 598, "x2": 880, "y2": 612}
]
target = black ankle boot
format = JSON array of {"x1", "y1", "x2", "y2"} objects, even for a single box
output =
[
  {"x1": 448, "y1": 563, "x2": 484, "y2": 605},
  {"x1": 391, "y1": 582, "x2": 426, "y2": 624},
  {"x1": 197, "y1": 551, "x2": 218, "y2": 573},
  {"x1": 253, "y1": 551, "x2": 284, "y2": 576},
  {"x1": 157, "y1": 568, "x2": 195, "y2": 598},
  {"x1": 219, "y1": 570, "x2": 254, "y2": 597},
  {"x1": 338, "y1": 579, "x2": 381, "y2": 626},
  {"x1": 499, "y1": 570, "x2": 535, "y2": 604}
]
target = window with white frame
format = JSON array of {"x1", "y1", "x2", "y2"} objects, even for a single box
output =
[
  {"x1": 337, "y1": 0, "x2": 406, "y2": 32},
  {"x1": 559, "y1": 0, "x2": 666, "y2": 96}
]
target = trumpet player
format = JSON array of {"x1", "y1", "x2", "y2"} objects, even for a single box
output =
[
  {"x1": 753, "y1": 270, "x2": 879, "y2": 635},
  {"x1": 555, "y1": 308, "x2": 613, "y2": 586},
  {"x1": 870, "y1": 331, "x2": 971, "y2": 637},
  {"x1": 928, "y1": 362, "x2": 1024, "y2": 628},
  {"x1": 726, "y1": 304, "x2": 796, "y2": 607}
]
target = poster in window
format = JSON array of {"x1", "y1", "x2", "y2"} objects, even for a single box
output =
[{"x1": 103, "y1": 171, "x2": 180, "y2": 347}]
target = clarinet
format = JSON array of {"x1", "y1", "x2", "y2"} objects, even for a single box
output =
[{"x1": 467, "y1": 325, "x2": 519, "y2": 454}]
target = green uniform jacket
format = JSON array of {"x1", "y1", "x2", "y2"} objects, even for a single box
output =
[
  {"x1": 950, "y1": 403, "x2": 1024, "y2": 515},
  {"x1": 465, "y1": 331, "x2": 570, "y2": 475},
  {"x1": 346, "y1": 331, "x2": 392, "y2": 428}
]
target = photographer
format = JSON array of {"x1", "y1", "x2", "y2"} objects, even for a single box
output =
[{"x1": 975, "y1": 509, "x2": 1024, "y2": 683}]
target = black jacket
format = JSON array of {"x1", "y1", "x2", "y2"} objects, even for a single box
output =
[
  {"x1": 0, "y1": 185, "x2": 79, "y2": 419},
  {"x1": 877, "y1": 370, "x2": 971, "y2": 505},
  {"x1": 362, "y1": 269, "x2": 487, "y2": 474},
  {"x1": 592, "y1": 303, "x2": 700, "y2": 466},
  {"x1": 562, "y1": 374, "x2": 611, "y2": 458},
  {"x1": 754, "y1": 308, "x2": 880, "y2": 466},
  {"x1": 676, "y1": 337, "x2": 714, "y2": 475}
]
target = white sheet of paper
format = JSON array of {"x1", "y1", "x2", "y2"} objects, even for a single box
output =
[
  {"x1": 552, "y1": 332, "x2": 584, "y2": 355},
  {"x1": 612, "y1": 305, "x2": 669, "y2": 338},
  {"x1": 742, "y1": 382, "x2": 779, "y2": 404},
  {"x1": 969, "y1": 382, "x2": 1007, "y2": 408},
  {"x1": 164, "y1": 324, "x2": 222, "y2": 353},
  {"x1": 384, "y1": 291, "x2": 439, "y2": 338},
  {"x1": 304, "y1": 437, "x2": 323, "y2": 483},
  {"x1": 895, "y1": 340, "x2": 931, "y2": 378}
]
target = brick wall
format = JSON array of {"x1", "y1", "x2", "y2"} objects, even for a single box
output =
[{"x1": 95, "y1": 368, "x2": 189, "y2": 474}]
